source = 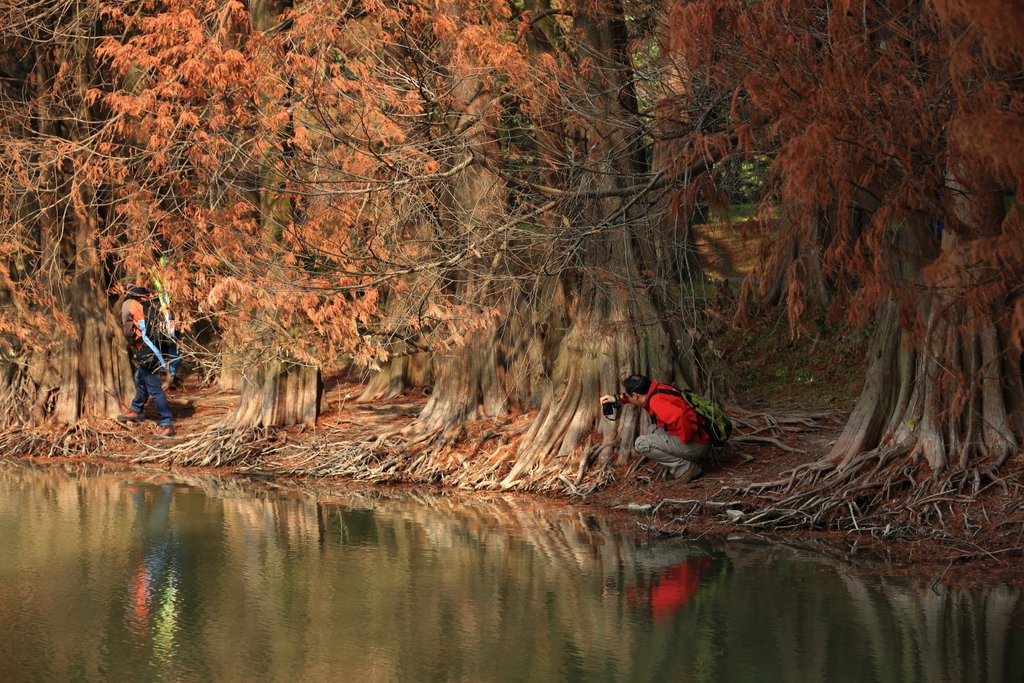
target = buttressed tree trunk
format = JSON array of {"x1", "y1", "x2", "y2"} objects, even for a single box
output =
[
  {"x1": 46, "y1": 218, "x2": 136, "y2": 426},
  {"x1": 358, "y1": 349, "x2": 433, "y2": 402},
  {"x1": 233, "y1": 359, "x2": 322, "y2": 428},
  {"x1": 408, "y1": 67, "x2": 512, "y2": 439},
  {"x1": 655, "y1": 0, "x2": 1023, "y2": 533},
  {"x1": 228, "y1": 0, "x2": 322, "y2": 428},
  {"x1": 0, "y1": 248, "x2": 134, "y2": 429},
  {"x1": 0, "y1": 10, "x2": 134, "y2": 431},
  {"x1": 822, "y1": 24, "x2": 1024, "y2": 477},
  {"x1": 496, "y1": 2, "x2": 709, "y2": 490},
  {"x1": 829, "y1": 192, "x2": 1022, "y2": 481},
  {"x1": 395, "y1": 0, "x2": 706, "y2": 492}
]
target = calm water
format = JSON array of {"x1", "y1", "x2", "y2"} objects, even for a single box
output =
[{"x1": 0, "y1": 460, "x2": 1021, "y2": 683}]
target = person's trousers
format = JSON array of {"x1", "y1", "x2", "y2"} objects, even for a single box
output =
[
  {"x1": 130, "y1": 366, "x2": 173, "y2": 426},
  {"x1": 634, "y1": 425, "x2": 709, "y2": 477}
]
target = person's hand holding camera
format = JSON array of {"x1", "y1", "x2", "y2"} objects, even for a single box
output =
[{"x1": 600, "y1": 394, "x2": 624, "y2": 420}]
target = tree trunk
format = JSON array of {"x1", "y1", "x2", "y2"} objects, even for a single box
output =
[
  {"x1": 219, "y1": 0, "x2": 323, "y2": 429},
  {"x1": 358, "y1": 350, "x2": 433, "y2": 402},
  {"x1": 829, "y1": 215, "x2": 1022, "y2": 478},
  {"x1": 391, "y1": 0, "x2": 706, "y2": 491},
  {"x1": 233, "y1": 359, "x2": 322, "y2": 428},
  {"x1": 218, "y1": 351, "x2": 245, "y2": 393},
  {"x1": 0, "y1": 331, "x2": 132, "y2": 429},
  {"x1": 0, "y1": 15, "x2": 134, "y2": 430}
]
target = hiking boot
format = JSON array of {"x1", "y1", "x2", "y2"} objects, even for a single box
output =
[
  {"x1": 152, "y1": 425, "x2": 176, "y2": 439},
  {"x1": 116, "y1": 411, "x2": 145, "y2": 424},
  {"x1": 670, "y1": 462, "x2": 703, "y2": 483}
]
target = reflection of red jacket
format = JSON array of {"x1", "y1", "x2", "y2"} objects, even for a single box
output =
[
  {"x1": 649, "y1": 557, "x2": 710, "y2": 622},
  {"x1": 642, "y1": 380, "x2": 710, "y2": 444}
]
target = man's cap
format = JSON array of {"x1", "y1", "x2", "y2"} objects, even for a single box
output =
[{"x1": 125, "y1": 285, "x2": 151, "y2": 299}]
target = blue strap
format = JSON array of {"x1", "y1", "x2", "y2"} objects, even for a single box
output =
[{"x1": 137, "y1": 319, "x2": 167, "y2": 370}]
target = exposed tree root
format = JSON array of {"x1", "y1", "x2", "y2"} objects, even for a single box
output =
[
  {"x1": 654, "y1": 442, "x2": 1024, "y2": 553},
  {"x1": 0, "y1": 406, "x2": 838, "y2": 504},
  {"x1": 92, "y1": 411, "x2": 624, "y2": 494},
  {"x1": 261, "y1": 426, "x2": 620, "y2": 493},
  {"x1": 134, "y1": 428, "x2": 288, "y2": 468},
  {"x1": 248, "y1": 408, "x2": 839, "y2": 495},
  {"x1": 0, "y1": 424, "x2": 121, "y2": 458}
]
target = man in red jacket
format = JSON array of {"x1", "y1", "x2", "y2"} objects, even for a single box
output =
[{"x1": 601, "y1": 374, "x2": 709, "y2": 481}]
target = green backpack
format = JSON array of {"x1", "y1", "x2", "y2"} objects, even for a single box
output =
[{"x1": 650, "y1": 386, "x2": 733, "y2": 447}]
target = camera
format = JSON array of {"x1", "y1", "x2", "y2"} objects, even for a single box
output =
[{"x1": 602, "y1": 397, "x2": 622, "y2": 419}]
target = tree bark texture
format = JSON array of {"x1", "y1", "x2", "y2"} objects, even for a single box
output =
[
  {"x1": 385, "y1": 0, "x2": 707, "y2": 492},
  {"x1": 829, "y1": 223, "x2": 1022, "y2": 479},
  {"x1": 0, "y1": 13, "x2": 134, "y2": 428},
  {"x1": 218, "y1": 351, "x2": 245, "y2": 393},
  {"x1": 233, "y1": 360, "x2": 322, "y2": 428},
  {"x1": 358, "y1": 350, "x2": 433, "y2": 402}
]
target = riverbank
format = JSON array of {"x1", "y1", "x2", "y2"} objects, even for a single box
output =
[{"x1": 5, "y1": 369, "x2": 1023, "y2": 589}]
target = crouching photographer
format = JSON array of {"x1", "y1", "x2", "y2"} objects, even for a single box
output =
[{"x1": 600, "y1": 374, "x2": 710, "y2": 482}]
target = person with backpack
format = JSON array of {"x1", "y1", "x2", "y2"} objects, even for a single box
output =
[
  {"x1": 117, "y1": 285, "x2": 175, "y2": 439},
  {"x1": 600, "y1": 374, "x2": 713, "y2": 482}
]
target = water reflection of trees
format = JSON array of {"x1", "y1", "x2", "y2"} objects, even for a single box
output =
[{"x1": 0, "y1": 461, "x2": 1021, "y2": 682}]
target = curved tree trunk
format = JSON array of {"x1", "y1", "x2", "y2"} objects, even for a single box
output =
[{"x1": 825, "y1": 299, "x2": 904, "y2": 462}]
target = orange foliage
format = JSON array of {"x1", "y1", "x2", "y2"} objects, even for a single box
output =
[
  {"x1": 666, "y1": 0, "x2": 1022, "y2": 345},
  {"x1": 79, "y1": 0, "x2": 537, "y2": 368}
]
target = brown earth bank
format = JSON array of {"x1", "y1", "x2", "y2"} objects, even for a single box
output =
[{"x1": 4, "y1": 369, "x2": 1023, "y2": 591}]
